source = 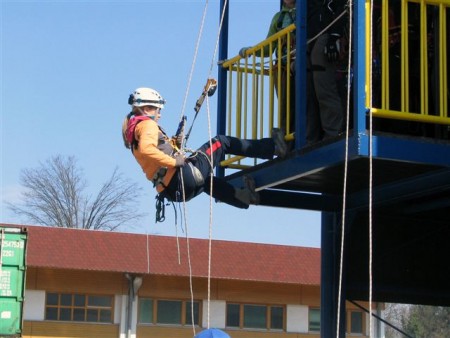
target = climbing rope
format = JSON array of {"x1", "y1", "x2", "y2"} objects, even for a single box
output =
[
  {"x1": 164, "y1": 0, "x2": 229, "y2": 335},
  {"x1": 204, "y1": 0, "x2": 229, "y2": 330},
  {"x1": 177, "y1": 168, "x2": 197, "y2": 337},
  {"x1": 368, "y1": 0, "x2": 375, "y2": 336},
  {"x1": 336, "y1": 1, "x2": 353, "y2": 337},
  {"x1": 336, "y1": 2, "x2": 375, "y2": 336},
  {"x1": 160, "y1": 1, "x2": 210, "y2": 336},
  {"x1": 205, "y1": 96, "x2": 215, "y2": 330},
  {"x1": 179, "y1": 0, "x2": 210, "y2": 122}
]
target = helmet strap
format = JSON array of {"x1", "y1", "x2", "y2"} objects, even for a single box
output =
[{"x1": 139, "y1": 106, "x2": 157, "y2": 120}]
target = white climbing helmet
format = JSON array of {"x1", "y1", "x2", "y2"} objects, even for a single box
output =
[{"x1": 128, "y1": 87, "x2": 166, "y2": 109}]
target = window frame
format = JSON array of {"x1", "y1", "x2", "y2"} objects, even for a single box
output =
[
  {"x1": 45, "y1": 292, "x2": 114, "y2": 323},
  {"x1": 138, "y1": 298, "x2": 201, "y2": 327},
  {"x1": 348, "y1": 310, "x2": 364, "y2": 334},
  {"x1": 225, "y1": 302, "x2": 286, "y2": 331},
  {"x1": 308, "y1": 307, "x2": 321, "y2": 332}
]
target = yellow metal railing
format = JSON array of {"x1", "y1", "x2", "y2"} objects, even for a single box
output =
[
  {"x1": 367, "y1": 0, "x2": 449, "y2": 124},
  {"x1": 221, "y1": 24, "x2": 296, "y2": 169},
  {"x1": 220, "y1": 1, "x2": 448, "y2": 169}
]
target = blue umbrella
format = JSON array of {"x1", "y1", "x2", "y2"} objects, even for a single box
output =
[{"x1": 194, "y1": 328, "x2": 230, "y2": 338}]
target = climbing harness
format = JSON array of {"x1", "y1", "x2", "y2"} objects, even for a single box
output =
[
  {"x1": 154, "y1": 77, "x2": 217, "y2": 224},
  {"x1": 151, "y1": 167, "x2": 168, "y2": 188},
  {"x1": 155, "y1": 194, "x2": 167, "y2": 223}
]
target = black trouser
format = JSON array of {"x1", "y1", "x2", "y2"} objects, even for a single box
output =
[{"x1": 161, "y1": 135, "x2": 275, "y2": 208}]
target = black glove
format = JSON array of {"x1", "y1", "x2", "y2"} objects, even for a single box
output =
[
  {"x1": 324, "y1": 33, "x2": 341, "y2": 62},
  {"x1": 174, "y1": 153, "x2": 185, "y2": 167},
  {"x1": 239, "y1": 46, "x2": 251, "y2": 58}
]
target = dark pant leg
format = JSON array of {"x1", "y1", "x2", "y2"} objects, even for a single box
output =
[
  {"x1": 179, "y1": 135, "x2": 275, "y2": 207},
  {"x1": 311, "y1": 34, "x2": 344, "y2": 138},
  {"x1": 203, "y1": 176, "x2": 249, "y2": 209},
  {"x1": 196, "y1": 135, "x2": 275, "y2": 170},
  {"x1": 162, "y1": 166, "x2": 199, "y2": 202},
  {"x1": 188, "y1": 135, "x2": 275, "y2": 188},
  {"x1": 306, "y1": 42, "x2": 323, "y2": 143}
]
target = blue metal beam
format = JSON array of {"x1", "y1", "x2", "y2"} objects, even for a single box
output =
[
  {"x1": 295, "y1": 0, "x2": 307, "y2": 149},
  {"x1": 258, "y1": 190, "x2": 339, "y2": 211},
  {"x1": 226, "y1": 135, "x2": 360, "y2": 192},
  {"x1": 354, "y1": 0, "x2": 367, "y2": 136},
  {"x1": 347, "y1": 168, "x2": 450, "y2": 211},
  {"x1": 216, "y1": 0, "x2": 229, "y2": 178},
  {"x1": 359, "y1": 134, "x2": 450, "y2": 166}
]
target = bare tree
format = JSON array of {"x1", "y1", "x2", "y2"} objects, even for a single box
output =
[
  {"x1": 384, "y1": 303, "x2": 411, "y2": 338},
  {"x1": 7, "y1": 155, "x2": 144, "y2": 230},
  {"x1": 385, "y1": 303, "x2": 450, "y2": 338}
]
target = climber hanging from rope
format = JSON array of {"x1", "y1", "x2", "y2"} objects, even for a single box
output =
[{"x1": 121, "y1": 86, "x2": 288, "y2": 214}]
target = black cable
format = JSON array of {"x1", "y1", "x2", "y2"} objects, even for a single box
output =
[{"x1": 348, "y1": 300, "x2": 414, "y2": 338}]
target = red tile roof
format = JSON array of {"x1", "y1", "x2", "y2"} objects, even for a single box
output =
[{"x1": 1, "y1": 224, "x2": 320, "y2": 285}]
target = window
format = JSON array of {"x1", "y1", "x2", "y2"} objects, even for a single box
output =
[
  {"x1": 350, "y1": 311, "x2": 363, "y2": 334},
  {"x1": 309, "y1": 308, "x2": 321, "y2": 332},
  {"x1": 226, "y1": 303, "x2": 285, "y2": 331},
  {"x1": 158, "y1": 300, "x2": 182, "y2": 324},
  {"x1": 243, "y1": 304, "x2": 267, "y2": 329},
  {"x1": 45, "y1": 293, "x2": 113, "y2": 323},
  {"x1": 270, "y1": 306, "x2": 284, "y2": 330},
  {"x1": 139, "y1": 298, "x2": 200, "y2": 326},
  {"x1": 226, "y1": 303, "x2": 240, "y2": 328}
]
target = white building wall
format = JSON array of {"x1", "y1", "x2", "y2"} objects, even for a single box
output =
[
  {"x1": 114, "y1": 294, "x2": 122, "y2": 324},
  {"x1": 286, "y1": 304, "x2": 309, "y2": 333},
  {"x1": 23, "y1": 289, "x2": 45, "y2": 321},
  {"x1": 202, "y1": 300, "x2": 226, "y2": 329},
  {"x1": 119, "y1": 295, "x2": 127, "y2": 338},
  {"x1": 377, "y1": 304, "x2": 385, "y2": 338},
  {"x1": 131, "y1": 298, "x2": 139, "y2": 338},
  {"x1": 365, "y1": 307, "x2": 386, "y2": 338}
]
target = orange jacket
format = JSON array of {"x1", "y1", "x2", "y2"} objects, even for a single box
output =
[{"x1": 132, "y1": 119, "x2": 177, "y2": 192}]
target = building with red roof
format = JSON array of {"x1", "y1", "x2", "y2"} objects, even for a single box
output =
[{"x1": 1, "y1": 224, "x2": 380, "y2": 337}]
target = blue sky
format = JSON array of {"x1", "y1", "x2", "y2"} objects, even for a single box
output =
[{"x1": 1, "y1": 0, "x2": 320, "y2": 247}]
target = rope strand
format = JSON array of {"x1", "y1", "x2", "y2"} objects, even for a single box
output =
[
  {"x1": 368, "y1": 0, "x2": 374, "y2": 336},
  {"x1": 180, "y1": 0, "x2": 210, "y2": 122},
  {"x1": 173, "y1": 0, "x2": 229, "y2": 334},
  {"x1": 336, "y1": 1, "x2": 353, "y2": 337}
]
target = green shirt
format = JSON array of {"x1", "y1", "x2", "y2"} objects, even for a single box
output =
[{"x1": 260, "y1": 5, "x2": 296, "y2": 57}]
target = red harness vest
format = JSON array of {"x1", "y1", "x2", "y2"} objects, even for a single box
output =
[{"x1": 125, "y1": 115, "x2": 151, "y2": 148}]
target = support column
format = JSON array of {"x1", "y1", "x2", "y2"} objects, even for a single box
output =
[{"x1": 321, "y1": 211, "x2": 346, "y2": 338}]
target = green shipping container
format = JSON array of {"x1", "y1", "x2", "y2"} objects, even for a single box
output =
[{"x1": 0, "y1": 227, "x2": 27, "y2": 337}]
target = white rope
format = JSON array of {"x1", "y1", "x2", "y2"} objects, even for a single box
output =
[
  {"x1": 173, "y1": 2, "x2": 210, "y2": 336},
  {"x1": 173, "y1": 0, "x2": 229, "y2": 333},
  {"x1": 307, "y1": 8, "x2": 349, "y2": 46},
  {"x1": 336, "y1": 1, "x2": 353, "y2": 337},
  {"x1": 205, "y1": 96, "x2": 215, "y2": 329},
  {"x1": 207, "y1": 0, "x2": 229, "y2": 77},
  {"x1": 245, "y1": 8, "x2": 349, "y2": 69},
  {"x1": 178, "y1": 167, "x2": 197, "y2": 337},
  {"x1": 368, "y1": 0, "x2": 374, "y2": 336},
  {"x1": 179, "y1": 0, "x2": 209, "y2": 121},
  {"x1": 204, "y1": 0, "x2": 229, "y2": 328}
]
